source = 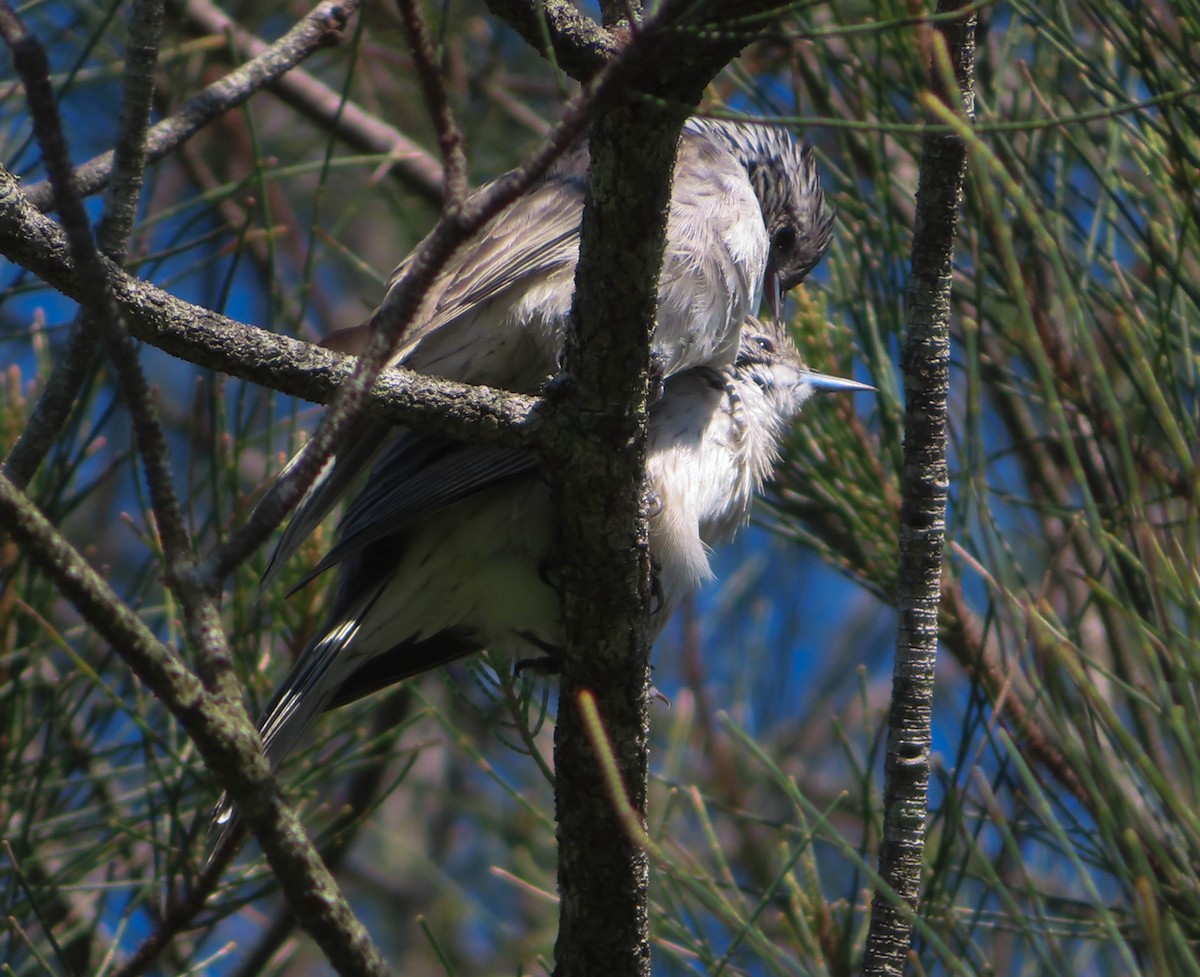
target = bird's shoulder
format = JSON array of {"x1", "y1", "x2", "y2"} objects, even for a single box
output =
[{"x1": 385, "y1": 158, "x2": 588, "y2": 352}]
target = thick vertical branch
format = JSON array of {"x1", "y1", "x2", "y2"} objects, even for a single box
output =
[
  {"x1": 533, "y1": 6, "x2": 795, "y2": 974},
  {"x1": 550, "y1": 97, "x2": 683, "y2": 977},
  {"x1": 861, "y1": 3, "x2": 975, "y2": 975}
]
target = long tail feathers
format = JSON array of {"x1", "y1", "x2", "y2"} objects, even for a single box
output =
[
  {"x1": 259, "y1": 419, "x2": 391, "y2": 590},
  {"x1": 208, "y1": 594, "x2": 379, "y2": 855}
]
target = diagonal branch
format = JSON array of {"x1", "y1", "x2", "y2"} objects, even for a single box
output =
[
  {"x1": 0, "y1": 472, "x2": 392, "y2": 977},
  {"x1": 20, "y1": 0, "x2": 403, "y2": 213},
  {"x1": 0, "y1": 162, "x2": 541, "y2": 446},
  {"x1": 396, "y1": 0, "x2": 466, "y2": 204},
  {"x1": 168, "y1": 0, "x2": 444, "y2": 204}
]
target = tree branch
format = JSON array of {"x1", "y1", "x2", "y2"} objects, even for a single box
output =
[
  {"x1": 0, "y1": 162, "x2": 541, "y2": 446},
  {"x1": 20, "y1": 0, "x2": 395, "y2": 213},
  {"x1": 396, "y1": 0, "x2": 466, "y2": 204},
  {"x1": 549, "y1": 96, "x2": 676, "y2": 977},
  {"x1": 0, "y1": 472, "x2": 392, "y2": 977},
  {"x1": 168, "y1": 0, "x2": 444, "y2": 203},
  {"x1": 539, "y1": 2, "x2": 806, "y2": 974},
  {"x1": 861, "y1": 3, "x2": 975, "y2": 974},
  {"x1": 5, "y1": 0, "x2": 162, "y2": 487},
  {"x1": 483, "y1": 0, "x2": 620, "y2": 81}
]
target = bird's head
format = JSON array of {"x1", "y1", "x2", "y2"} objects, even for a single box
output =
[{"x1": 688, "y1": 119, "x2": 835, "y2": 318}]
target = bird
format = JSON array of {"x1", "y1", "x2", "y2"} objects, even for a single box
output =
[
  {"x1": 259, "y1": 117, "x2": 835, "y2": 584},
  {"x1": 212, "y1": 317, "x2": 871, "y2": 836},
  {"x1": 213, "y1": 117, "x2": 840, "y2": 838}
]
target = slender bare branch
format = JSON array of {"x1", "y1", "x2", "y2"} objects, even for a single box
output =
[
  {"x1": 96, "y1": 0, "x2": 162, "y2": 260},
  {"x1": 396, "y1": 0, "x2": 467, "y2": 204},
  {"x1": 0, "y1": 472, "x2": 392, "y2": 977},
  {"x1": 22, "y1": 0, "x2": 379, "y2": 212},
  {"x1": 171, "y1": 0, "x2": 444, "y2": 205},
  {"x1": 862, "y1": 3, "x2": 975, "y2": 974}
]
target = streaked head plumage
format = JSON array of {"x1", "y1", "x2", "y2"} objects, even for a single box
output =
[{"x1": 686, "y1": 118, "x2": 835, "y2": 313}]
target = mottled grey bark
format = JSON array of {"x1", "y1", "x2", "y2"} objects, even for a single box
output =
[
  {"x1": 543, "y1": 2, "x2": 802, "y2": 972},
  {"x1": 861, "y1": 3, "x2": 976, "y2": 975}
]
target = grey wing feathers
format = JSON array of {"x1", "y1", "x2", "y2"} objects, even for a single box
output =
[
  {"x1": 256, "y1": 164, "x2": 584, "y2": 591},
  {"x1": 296, "y1": 434, "x2": 538, "y2": 588},
  {"x1": 209, "y1": 580, "x2": 386, "y2": 833},
  {"x1": 389, "y1": 164, "x2": 586, "y2": 357},
  {"x1": 254, "y1": 433, "x2": 538, "y2": 766},
  {"x1": 259, "y1": 418, "x2": 392, "y2": 589}
]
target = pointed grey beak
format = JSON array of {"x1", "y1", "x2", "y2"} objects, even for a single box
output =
[{"x1": 801, "y1": 369, "x2": 875, "y2": 394}]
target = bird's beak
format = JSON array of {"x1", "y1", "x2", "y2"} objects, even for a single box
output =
[
  {"x1": 765, "y1": 266, "x2": 782, "y2": 321},
  {"x1": 801, "y1": 370, "x2": 875, "y2": 394}
]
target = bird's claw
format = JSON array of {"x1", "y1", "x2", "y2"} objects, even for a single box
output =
[{"x1": 514, "y1": 655, "x2": 561, "y2": 676}]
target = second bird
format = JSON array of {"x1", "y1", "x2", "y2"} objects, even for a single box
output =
[{"x1": 215, "y1": 317, "x2": 869, "y2": 834}]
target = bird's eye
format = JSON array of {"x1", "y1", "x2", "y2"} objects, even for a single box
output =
[
  {"x1": 756, "y1": 336, "x2": 776, "y2": 354},
  {"x1": 772, "y1": 225, "x2": 797, "y2": 251}
]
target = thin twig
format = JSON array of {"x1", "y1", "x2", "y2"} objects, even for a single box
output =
[
  {"x1": 23, "y1": 0, "x2": 371, "y2": 212},
  {"x1": 108, "y1": 826, "x2": 245, "y2": 977},
  {"x1": 396, "y1": 0, "x2": 467, "y2": 205},
  {"x1": 96, "y1": 0, "x2": 162, "y2": 260},
  {"x1": 1, "y1": 317, "x2": 100, "y2": 489},
  {"x1": 171, "y1": 0, "x2": 443, "y2": 204}
]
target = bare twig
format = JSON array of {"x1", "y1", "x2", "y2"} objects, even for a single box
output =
[
  {"x1": 96, "y1": 0, "x2": 162, "y2": 260},
  {"x1": 107, "y1": 828, "x2": 244, "y2": 977},
  {"x1": 543, "y1": 0, "x2": 811, "y2": 969},
  {"x1": 170, "y1": 0, "x2": 443, "y2": 205},
  {"x1": 22, "y1": 0, "x2": 369, "y2": 212},
  {"x1": 549, "y1": 88, "x2": 672, "y2": 970},
  {"x1": 396, "y1": 0, "x2": 467, "y2": 204}
]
